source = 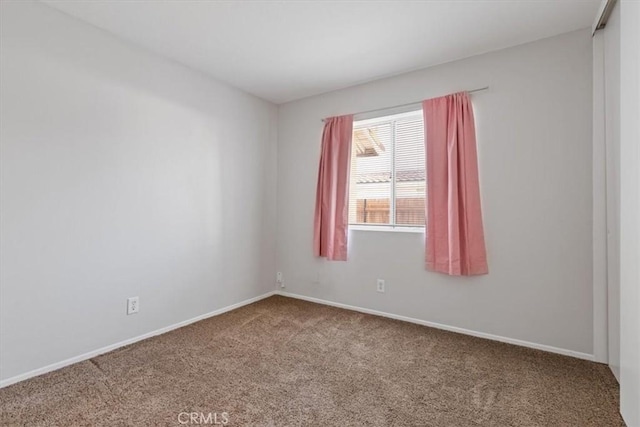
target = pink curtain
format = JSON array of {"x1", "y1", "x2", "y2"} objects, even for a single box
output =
[
  {"x1": 313, "y1": 115, "x2": 354, "y2": 261},
  {"x1": 423, "y1": 92, "x2": 488, "y2": 275}
]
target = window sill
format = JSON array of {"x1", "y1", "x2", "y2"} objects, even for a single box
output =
[{"x1": 349, "y1": 225, "x2": 424, "y2": 233}]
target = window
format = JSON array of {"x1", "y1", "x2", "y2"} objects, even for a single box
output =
[{"x1": 348, "y1": 109, "x2": 425, "y2": 229}]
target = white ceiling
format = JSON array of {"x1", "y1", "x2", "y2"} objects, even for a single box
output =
[{"x1": 42, "y1": 0, "x2": 600, "y2": 104}]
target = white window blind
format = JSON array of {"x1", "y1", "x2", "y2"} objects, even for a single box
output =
[{"x1": 348, "y1": 109, "x2": 425, "y2": 228}]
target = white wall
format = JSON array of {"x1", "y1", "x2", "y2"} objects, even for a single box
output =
[
  {"x1": 277, "y1": 30, "x2": 594, "y2": 357},
  {"x1": 0, "y1": 1, "x2": 277, "y2": 382},
  {"x1": 619, "y1": 0, "x2": 640, "y2": 424}
]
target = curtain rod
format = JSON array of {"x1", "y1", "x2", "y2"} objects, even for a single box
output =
[{"x1": 321, "y1": 86, "x2": 489, "y2": 122}]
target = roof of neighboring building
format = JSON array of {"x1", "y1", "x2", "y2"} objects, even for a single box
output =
[{"x1": 356, "y1": 169, "x2": 425, "y2": 184}]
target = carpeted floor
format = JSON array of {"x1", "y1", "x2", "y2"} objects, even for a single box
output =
[{"x1": 0, "y1": 296, "x2": 625, "y2": 426}]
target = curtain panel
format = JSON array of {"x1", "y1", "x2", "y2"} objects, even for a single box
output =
[
  {"x1": 423, "y1": 92, "x2": 488, "y2": 275},
  {"x1": 313, "y1": 115, "x2": 354, "y2": 261}
]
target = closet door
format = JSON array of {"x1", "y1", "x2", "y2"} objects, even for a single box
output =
[{"x1": 603, "y1": 0, "x2": 621, "y2": 382}]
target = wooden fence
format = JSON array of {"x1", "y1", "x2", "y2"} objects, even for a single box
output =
[{"x1": 355, "y1": 198, "x2": 425, "y2": 226}]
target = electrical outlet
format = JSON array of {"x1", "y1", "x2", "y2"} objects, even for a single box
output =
[
  {"x1": 376, "y1": 279, "x2": 385, "y2": 293},
  {"x1": 127, "y1": 297, "x2": 139, "y2": 315},
  {"x1": 276, "y1": 272, "x2": 284, "y2": 288}
]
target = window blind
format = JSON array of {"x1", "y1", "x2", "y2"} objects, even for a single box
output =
[{"x1": 348, "y1": 109, "x2": 425, "y2": 228}]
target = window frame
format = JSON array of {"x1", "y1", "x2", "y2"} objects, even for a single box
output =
[{"x1": 348, "y1": 109, "x2": 426, "y2": 233}]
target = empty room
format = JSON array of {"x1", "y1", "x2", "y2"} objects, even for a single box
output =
[{"x1": 1, "y1": 0, "x2": 639, "y2": 426}]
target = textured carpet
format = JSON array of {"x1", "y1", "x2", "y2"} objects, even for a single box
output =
[{"x1": 0, "y1": 296, "x2": 624, "y2": 426}]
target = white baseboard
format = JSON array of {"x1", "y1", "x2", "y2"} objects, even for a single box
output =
[
  {"x1": 276, "y1": 291, "x2": 595, "y2": 362},
  {"x1": 1, "y1": 289, "x2": 595, "y2": 389},
  {"x1": 0, "y1": 291, "x2": 276, "y2": 389}
]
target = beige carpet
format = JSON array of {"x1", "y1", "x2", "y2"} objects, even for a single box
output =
[{"x1": 0, "y1": 296, "x2": 624, "y2": 426}]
